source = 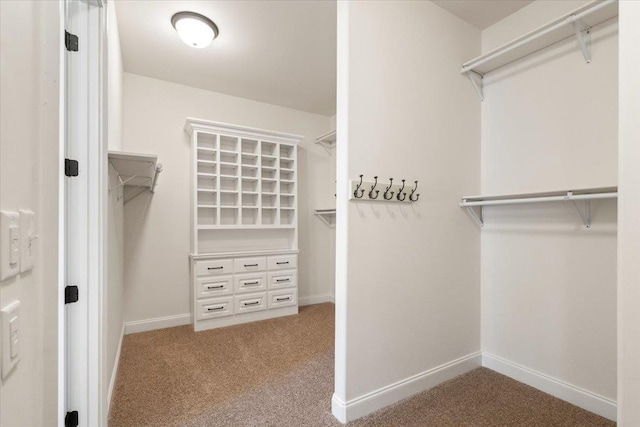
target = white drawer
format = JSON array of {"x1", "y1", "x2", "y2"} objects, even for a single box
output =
[
  {"x1": 234, "y1": 257, "x2": 267, "y2": 273},
  {"x1": 196, "y1": 296, "x2": 234, "y2": 320},
  {"x1": 268, "y1": 254, "x2": 297, "y2": 270},
  {"x1": 196, "y1": 276, "x2": 233, "y2": 299},
  {"x1": 268, "y1": 289, "x2": 297, "y2": 309},
  {"x1": 234, "y1": 292, "x2": 267, "y2": 314},
  {"x1": 195, "y1": 259, "x2": 233, "y2": 277},
  {"x1": 267, "y1": 270, "x2": 297, "y2": 290},
  {"x1": 234, "y1": 273, "x2": 267, "y2": 294}
]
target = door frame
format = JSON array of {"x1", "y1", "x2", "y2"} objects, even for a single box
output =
[{"x1": 59, "y1": 0, "x2": 107, "y2": 425}]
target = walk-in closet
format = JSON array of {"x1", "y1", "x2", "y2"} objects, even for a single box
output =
[{"x1": 2, "y1": 0, "x2": 640, "y2": 426}]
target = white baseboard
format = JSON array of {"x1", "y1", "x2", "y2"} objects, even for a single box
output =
[
  {"x1": 299, "y1": 294, "x2": 335, "y2": 306},
  {"x1": 107, "y1": 323, "x2": 125, "y2": 413},
  {"x1": 482, "y1": 352, "x2": 617, "y2": 422},
  {"x1": 332, "y1": 351, "x2": 482, "y2": 423},
  {"x1": 124, "y1": 313, "x2": 192, "y2": 335}
]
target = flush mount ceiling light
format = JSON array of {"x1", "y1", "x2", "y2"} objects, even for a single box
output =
[{"x1": 171, "y1": 12, "x2": 219, "y2": 49}]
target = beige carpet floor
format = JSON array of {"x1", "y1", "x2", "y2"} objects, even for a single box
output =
[{"x1": 109, "y1": 303, "x2": 614, "y2": 427}]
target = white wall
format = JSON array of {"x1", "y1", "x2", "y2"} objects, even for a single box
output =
[
  {"x1": 617, "y1": 1, "x2": 640, "y2": 424},
  {"x1": 122, "y1": 73, "x2": 334, "y2": 324},
  {"x1": 334, "y1": 1, "x2": 481, "y2": 421},
  {"x1": 0, "y1": 0, "x2": 60, "y2": 425},
  {"x1": 480, "y1": 0, "x2": 617, "y2": 410},
  {"x1": 105, "y1": 0, "x2": 125, "y2": 414}
]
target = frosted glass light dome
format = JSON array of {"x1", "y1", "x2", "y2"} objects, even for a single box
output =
[{"x1": 171, "y1": 12, "x2": 219, "y2": 49}]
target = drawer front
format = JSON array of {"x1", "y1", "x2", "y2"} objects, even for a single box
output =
[
  {"x1": 234, "y1": 257, "x2": 267, "y2": 274},
  {"x1": 268, "y1": 270, "x2": 297, "y2": 290},
  {"x1": 234, "y1": 273, "x2": 267, "y2": 294},
  {"x1": 268, "y1": 254, "x2": 297, "y2": 271},
  {"x1": 196, "y1": 276, "x2": 233, "y2": 299},
  {"x1": 196, "y1": 296, "x2": 234, "y2": 320},
  {"x1": 235, "y1": 292, "x2": 267, "y2": 314},
  {"x1": 195, "y1": 259, "x2": 233, "y2": 277},
  {"x1": 268, "y1": 289, "x2": 297, "y2": 309}
]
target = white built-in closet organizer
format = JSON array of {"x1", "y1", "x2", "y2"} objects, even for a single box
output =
[{"x1": 185, "y1": 118, "x2": 301, "y2": 331}]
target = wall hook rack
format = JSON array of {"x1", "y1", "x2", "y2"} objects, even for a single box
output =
[
  {"x1": 369, "y1": 176, "x2": 380, "y2": 199},
  {"x1": 409, "y1": 181, "x2": 420, "y2": 202},
  {"x1": 349, "y1": 176, "x2": 419, "y2": 204},
  {"x1": 396, "y1": 179, "x2": 406, "y2": 201},
  {"x1": 354, "y1": 175, "x2": 365, "y2": 199},
  {"x1": 383, "y1": 178, "x2": 395, "y2": 200}
]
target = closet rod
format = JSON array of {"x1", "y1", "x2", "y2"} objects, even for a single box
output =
[
  {"x1": 460, "y1": 191, "x2": 617, "y2": 207},
  {"x1": 460, "y1": 0, "x2": 616, "y2": 74}
]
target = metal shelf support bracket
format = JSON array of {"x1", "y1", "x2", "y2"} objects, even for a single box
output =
[
  {"x1": 466, "y1": 71, "x2": 484, "y2": 101},
  {"x1": 570, "y1": 18, "x2": 591, "y2": 63},
  {"x1": 568, "y1": 192, "x2": 592, "y2": 228},
  {"x1": 462, "y1": 200, "x2": 484, "y2": 227}
]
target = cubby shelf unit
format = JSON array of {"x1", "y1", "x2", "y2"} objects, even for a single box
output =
[
  {"x1": 460, "y1": 186, "x2": 617, "y2": 228},
  {"x1": 460, "y1": 0, "x2": 618, "y2": 100},
  {"x1": 185, "y1": 118, "x2": 301, "y2": 252}
]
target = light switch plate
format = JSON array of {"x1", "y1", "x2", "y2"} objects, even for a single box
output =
[
  {"x1": 2, "y1": 300, "x2": 20, "y2": 380},
  {"x1": 19, "y1": 210, "x2": 36, "y2": 273},
  {"x1": 0, "y1": 211, "x2": 20, "y2": 281}
]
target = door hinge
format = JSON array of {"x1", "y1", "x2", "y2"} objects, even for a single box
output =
[
  {"x1": 65, "y1": 159, "x2": 79, "y2": 177},
  {"x1": 65, "y1": 411, "x2": 79, "y2": 427},
  {"x1": 65, "y1": 285, "x2": 79, "y2": 304},
  {"x1": 65, "y1": 31, "x2": 78, "y2": 52}
]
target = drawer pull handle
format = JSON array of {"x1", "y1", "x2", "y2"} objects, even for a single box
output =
[
  {"x1": 276, "y1": 279, "x2": 290, "y2": 282},
  {"x1": 207, "y1": 285, "x2": 224, "y2": 289},
  {"x1": 244, "y1": 281, "x2": 259, "y2": 286},
  {"x1": 207, "y1": 306, "x2": 224, "y2": 311},
  {"x1": 276, "y1": 297, "x2": 290, "y2": 302},
  {"x1": 208, "y1": 266, "x2": 224, "y2": 270},
  {"x1": 244, "y1": 264, "x2": 259, "y2": 267},
  {"x1": 276, "y1": 261, "x2": 289, "y2": 265},
  {"x1": 244, "y1": 301, "x2": 260, "y2": 306}
]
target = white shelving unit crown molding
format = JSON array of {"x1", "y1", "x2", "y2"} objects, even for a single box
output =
[{"x1": 184, "y1": 117, "x2": 302, "y2": 145}]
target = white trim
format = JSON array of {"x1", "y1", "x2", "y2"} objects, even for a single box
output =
[
  {"x1": 184, "y1": 117, "x2": 303, "y2": 143},
  {"x1": 124, "y1": 313, "x2": 192, "y2": 335},
  {"x1": 482, "y1": 352, "x2": 617, "y2": 422},
  {"x1": 332, "y1": 351, "x2": 482, "y2": 423},
  {"x1": 107, "y1": 324, "x2": 125, "y2": 412},
  {"x1": 299, "y1": 294, "x2": 335, "y2": 306}
]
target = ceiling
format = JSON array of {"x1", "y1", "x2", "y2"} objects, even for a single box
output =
[
  {"x1": 115, "y1": 1, "x2": 337, "y2": 116},
  {"x1": 432, "y1": 0, "x2": 534, "y2": 29}
]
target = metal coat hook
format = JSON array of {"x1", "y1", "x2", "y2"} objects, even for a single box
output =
[
  {"x1": 354, "y1": 174, "x2": 364, "y2": 199},
  {"x1": 383, "y1": 178, "x2": 394, "y2": 200},
  {"x1": 409, "y1": 181, "x2": 420, "y2": 202},
  {"x1": 396, "y1": 179, "x2": 406, "y2": 201},
  {"x1": 369, "y1": 176, "x2": 380, "y2": 199}
]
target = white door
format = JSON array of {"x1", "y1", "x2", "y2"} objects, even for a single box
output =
[{"x1": 62, "y1": 0, "x2": 105, "y2": 426}]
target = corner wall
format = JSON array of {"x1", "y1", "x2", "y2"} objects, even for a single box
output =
[
  {"x1": 334, "y1": 1, "x2": 481, "y2": 421},
  {"x1": 479, "y1": 0, "x2": 617, "y2": 419},
  {"x1": 121, "y1": 73, "x2": 335, "y2": 326},
  {"x1": 105, "y1": 0, "x2": 125, "y2": 416},
  {"x1": 617, "y1": 1, "x2": 640, "y2": 423}
]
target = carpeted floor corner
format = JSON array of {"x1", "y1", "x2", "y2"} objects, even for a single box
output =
[{"x1": 109, "y1": 303, "x2": 614, "y2": 427}]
